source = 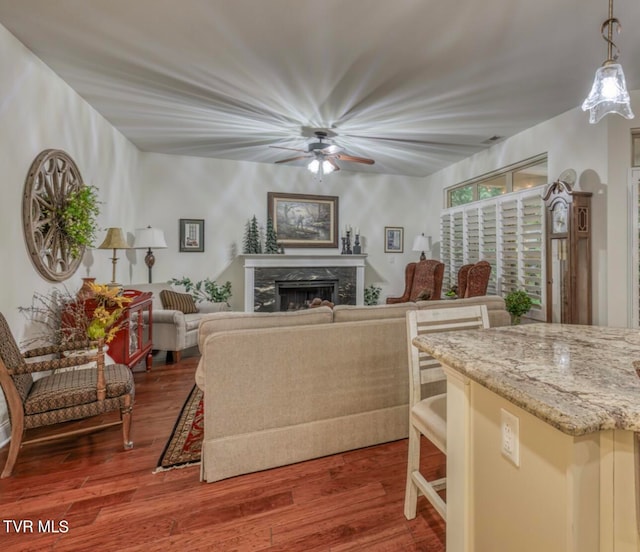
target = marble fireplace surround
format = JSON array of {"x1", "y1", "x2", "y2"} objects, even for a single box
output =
[{"x1": 242, "y1": 254, "x2": 366, "y2": 312}]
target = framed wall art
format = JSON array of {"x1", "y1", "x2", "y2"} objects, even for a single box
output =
[
  {"x1": 384, "y1": 226, "x2": 404, "y2": 253},
  {"x1": 179, "y1": 218, "x2": 204, "y2": 252},
  {"x1": 267, "y1": 192, "x2": 339, "y2": 248}
]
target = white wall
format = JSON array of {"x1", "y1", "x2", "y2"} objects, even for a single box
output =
[
  {"x1": 423, "y1": 93, "x2": 640, "y2": 327},
  {"x1": 0, "y1": 24, "x2": 141, "y2": 441},
  {"x1": 133, "y1": 152, "x2": 429, "y2": 310}
]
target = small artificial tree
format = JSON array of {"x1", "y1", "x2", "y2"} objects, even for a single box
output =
[
  {"x1": 264, "y1": 217, "x2": 279, "y2": 254},
  {"x1": 504, "y1": 290, "x2": 533, "y2": 325},
  {"x1": 242, "y1": 219, "x2": 251, "y2": 254},
  {"x1": 243, "y1": 215, "x2": 262, "y2": 254}
]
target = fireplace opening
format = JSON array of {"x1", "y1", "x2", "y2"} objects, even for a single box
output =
[{"x1": 275, "y1": 280, "x2": 338, "y2": 311}]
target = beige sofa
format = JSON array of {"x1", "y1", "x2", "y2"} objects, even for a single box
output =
[
  {"x1": 124, "y1": 283, "x2": 230, "y2": 363},
  {"x1": 196, "y1": 295, "x2": 510, "y2": 483}
]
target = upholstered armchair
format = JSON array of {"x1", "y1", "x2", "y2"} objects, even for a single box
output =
[
  {"x1": 123, "y1": 283, "x2": 230, "y2": 363},
  {"x1": 0, "y1": 312, "x2": 135, "y2": 478},
  {"x1": 457, "y1": 264, "x2": 474, "y2": 299},
  {"x1": 464, "y1": 260, "x2": 492, "y2": 297},
  {"x1": 386, "y1": 259, "x2": 445, "y2": 304}
]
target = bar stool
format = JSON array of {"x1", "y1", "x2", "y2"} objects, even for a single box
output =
[{"x1": 404, "y1": 305, "x2": 489, "y2": 520}]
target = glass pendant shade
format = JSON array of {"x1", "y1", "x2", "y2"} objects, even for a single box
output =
[
  {"x1": 307, "y1": 158, "x2": 335, "y2": 175},
  {"x1": 582, "y1": 63, "x2": 634, "y2": 123}
]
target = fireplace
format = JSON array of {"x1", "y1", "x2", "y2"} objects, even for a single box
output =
[
  {"x1": 275, "y1": 279, "x2": 338, "y2": 311},
  {"x1": 243, "y1": 254, "x2": 366, "y2": 312}
]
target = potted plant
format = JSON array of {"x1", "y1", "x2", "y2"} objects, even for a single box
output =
[
  {"x1": 364, "y1": 284, "x2": 382, "y2": 306},
  {"x1": 504, "y1": 290, "x2": 533, "y2": 325},
  {"x1": 169, "y1": 277, "x2": 232, "y2": 304}
]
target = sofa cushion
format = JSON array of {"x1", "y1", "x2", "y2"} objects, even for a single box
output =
[
  {"x1": 333, "y1": 302, "x2": 417, "y2": 322},
  {"x1": 160, "y1": 290, "x2": 198, "y2": 314},
  {"x1": 196, "y1": 307, "x2": 335, "y2": 389},
  {"x1": 198, "y1": 306, "x2": 334, "y2": 351},
  {"x1": 184, "y1": 313, "x2": 203, "y2": 331}
]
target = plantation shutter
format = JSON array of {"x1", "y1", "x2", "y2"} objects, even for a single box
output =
[
  {"x1": 451, "y1": 211, "x2": 465, "y2": 289},
  {"x1": 440, "y1": 213, "x2": 453, "y2": 290},
  {"x1": 499, "y1": 199, "x2": 519, "y2": 294},
  {"x1": 465, "y1": 208, "x2": 480, "y2": 263},
  {"x1": 520, "y1": 192, "x2": 544, "y2": 317},
  {"x1": 481, "y1": 204, "x2": 498, "y2": 294}
]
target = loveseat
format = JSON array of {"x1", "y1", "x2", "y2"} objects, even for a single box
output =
[
  {"x1": 196, "y1": 295, "x2": 510, "y2": 482},
  {"x1": 124, "y1": 283, "x2": 230, "y2": 363}
]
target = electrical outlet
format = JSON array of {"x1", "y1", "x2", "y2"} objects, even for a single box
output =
[{"x1": 501, "y1": 408, "x2": 520, "y2": 467}]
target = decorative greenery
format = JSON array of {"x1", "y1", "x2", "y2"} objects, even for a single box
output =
[
  {"x1": 504, "y1": 289, "x2": 533, "y2": 324},
  {"x1": 60, "y1": 185, "x2": 101, "y2": 258},
  {"x1": 19, "y1": 282, "x2": 131, "y2": 347},
  {"x1": 264, "y1": 216, "x2": 279, "y2": 254},
  {"x1": 85, "y1": 283, "x2": 132, "y2": 343},
  {"x1": 364, "y1": 284, "x2": 382, "y2": 306},
  {"x1": 169, "y1": 277, "x2": 232, "y2": 304}
]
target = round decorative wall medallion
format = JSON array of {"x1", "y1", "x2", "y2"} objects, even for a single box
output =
[{"x1": 22, "y1": 149, "x2": 86, "y2": 282}]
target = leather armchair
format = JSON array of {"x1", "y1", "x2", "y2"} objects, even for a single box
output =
[
  {"x1": 386, "y1": 259, "x2": 445, "y2": 304},
  {"x1": 464, "y1": 260, "x2": 492, "y2": 298}
]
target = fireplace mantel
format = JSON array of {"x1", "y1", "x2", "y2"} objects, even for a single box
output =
[{"x1": 242, "y1": 254, "x2": 367, "y2": 312}]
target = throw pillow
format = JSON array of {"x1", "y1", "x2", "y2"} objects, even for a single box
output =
[{"x1": 160, "y1": 290, "x2": 198, "y2": 314}]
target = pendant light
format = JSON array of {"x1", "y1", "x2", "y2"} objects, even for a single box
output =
[{"x1": 581, "y1": 0, "x2": 634, "y2": 124}]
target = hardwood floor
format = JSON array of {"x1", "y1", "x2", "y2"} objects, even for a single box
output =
[{"x1": 0, "y1": 353, "x2": 445, "y2": 551}]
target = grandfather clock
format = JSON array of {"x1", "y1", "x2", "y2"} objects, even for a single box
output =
[{"x1": 543, "y1": 177, "x2": 592, "y2": 324}]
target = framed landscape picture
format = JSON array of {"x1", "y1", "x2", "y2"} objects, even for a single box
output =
[
  {"x1": 385, "y1": 226, "x2": 404, "y2": 253},
  {"x1": 179, "y1": 219, "x2": 204, "y2": 252},
  {"x1": 267, "y1": 192, "x2": 339, "y2": 248}
]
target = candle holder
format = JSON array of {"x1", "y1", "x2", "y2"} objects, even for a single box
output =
[
  {"x1": 341, "y1": 237, "x2": 348, "y2": 255},
  {"x1": 346, "y1": 230, "x2": 352, "y2": 254},
  {"x1": 353, "y1": 233, "x2": 362, "y2": 255}
]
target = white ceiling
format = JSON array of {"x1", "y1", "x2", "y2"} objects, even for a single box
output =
[{"x1": 0, "y1": 0, "x2": 638, "y2": 177}]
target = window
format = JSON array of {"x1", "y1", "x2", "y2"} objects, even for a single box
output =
[
  {"x1": 440, "y1": 188, "x2": 546, "y2": 320},
  {"x1": 446, "y1": 155, "x2": 547, "y2": 207}
]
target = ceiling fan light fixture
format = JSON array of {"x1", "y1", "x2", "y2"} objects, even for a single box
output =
[
  {"x1": 307, "y1": 158, "x2": 335, "y2": 175},
  {"x1": 582, "y1": 0, "x2": 634, "y2": 124}
]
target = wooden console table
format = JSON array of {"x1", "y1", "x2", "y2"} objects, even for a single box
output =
[{"x1": 108, "y1": 290, "x2": 153, "y2": 371}]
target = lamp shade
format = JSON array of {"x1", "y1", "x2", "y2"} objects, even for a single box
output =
[
  {"x1": 412, "y1": 234, "x2": 431, "y2": 253},
  {"x1": 581, "y1": 63, "x2": 634, "y2": 124},
  {"x1": 97, "y1": 227, "x2": 129, "y2": 250},
  {"x1": 134, "y1": 226, "x2": 167, "y2": 249}
]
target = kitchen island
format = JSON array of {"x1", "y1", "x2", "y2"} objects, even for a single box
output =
[{"x1": 413, "y1": 323, "x2": 640, "y2": 552}]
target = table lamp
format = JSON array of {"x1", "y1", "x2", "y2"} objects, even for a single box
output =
[
  {"x1": 134, "y1": 226, "x2": 167, "y2": 283},
  {"x1": 412, "y1": 233, "x2": 432, "y2": 261},
  {"x1": 97, "y1": 227, "x2": 130, "y2": 284}
]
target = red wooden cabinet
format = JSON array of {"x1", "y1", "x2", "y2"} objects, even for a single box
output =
[{"x1": 108, "y1": 290, "x2": 153, "y2": 371}]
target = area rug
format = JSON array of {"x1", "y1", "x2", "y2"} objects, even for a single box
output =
[{"x1": 154, "y1": 385, "x2": 203, "y2": 472}]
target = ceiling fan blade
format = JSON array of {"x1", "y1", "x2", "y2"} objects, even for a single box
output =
[
  {"x1": 326, "y1": 158, "x2": 341, "y2": 172},
  {"x1": 269, "y1": 145, "x2": 307, "y2": 153},
  {"x1": 275, "y1": 155, "x2": 310, "y2": 164},
  {"x1": 336, "y1": 153, "x2": 375, "y2": 165}
]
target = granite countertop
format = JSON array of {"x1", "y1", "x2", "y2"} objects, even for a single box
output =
[{"x1": 412, "y1": 323, "x2": 640, "y2": 436}]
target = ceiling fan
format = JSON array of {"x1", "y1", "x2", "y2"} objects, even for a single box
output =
[{"x1": 270, "y1": 131, "x2": 375, "y2": 175}]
